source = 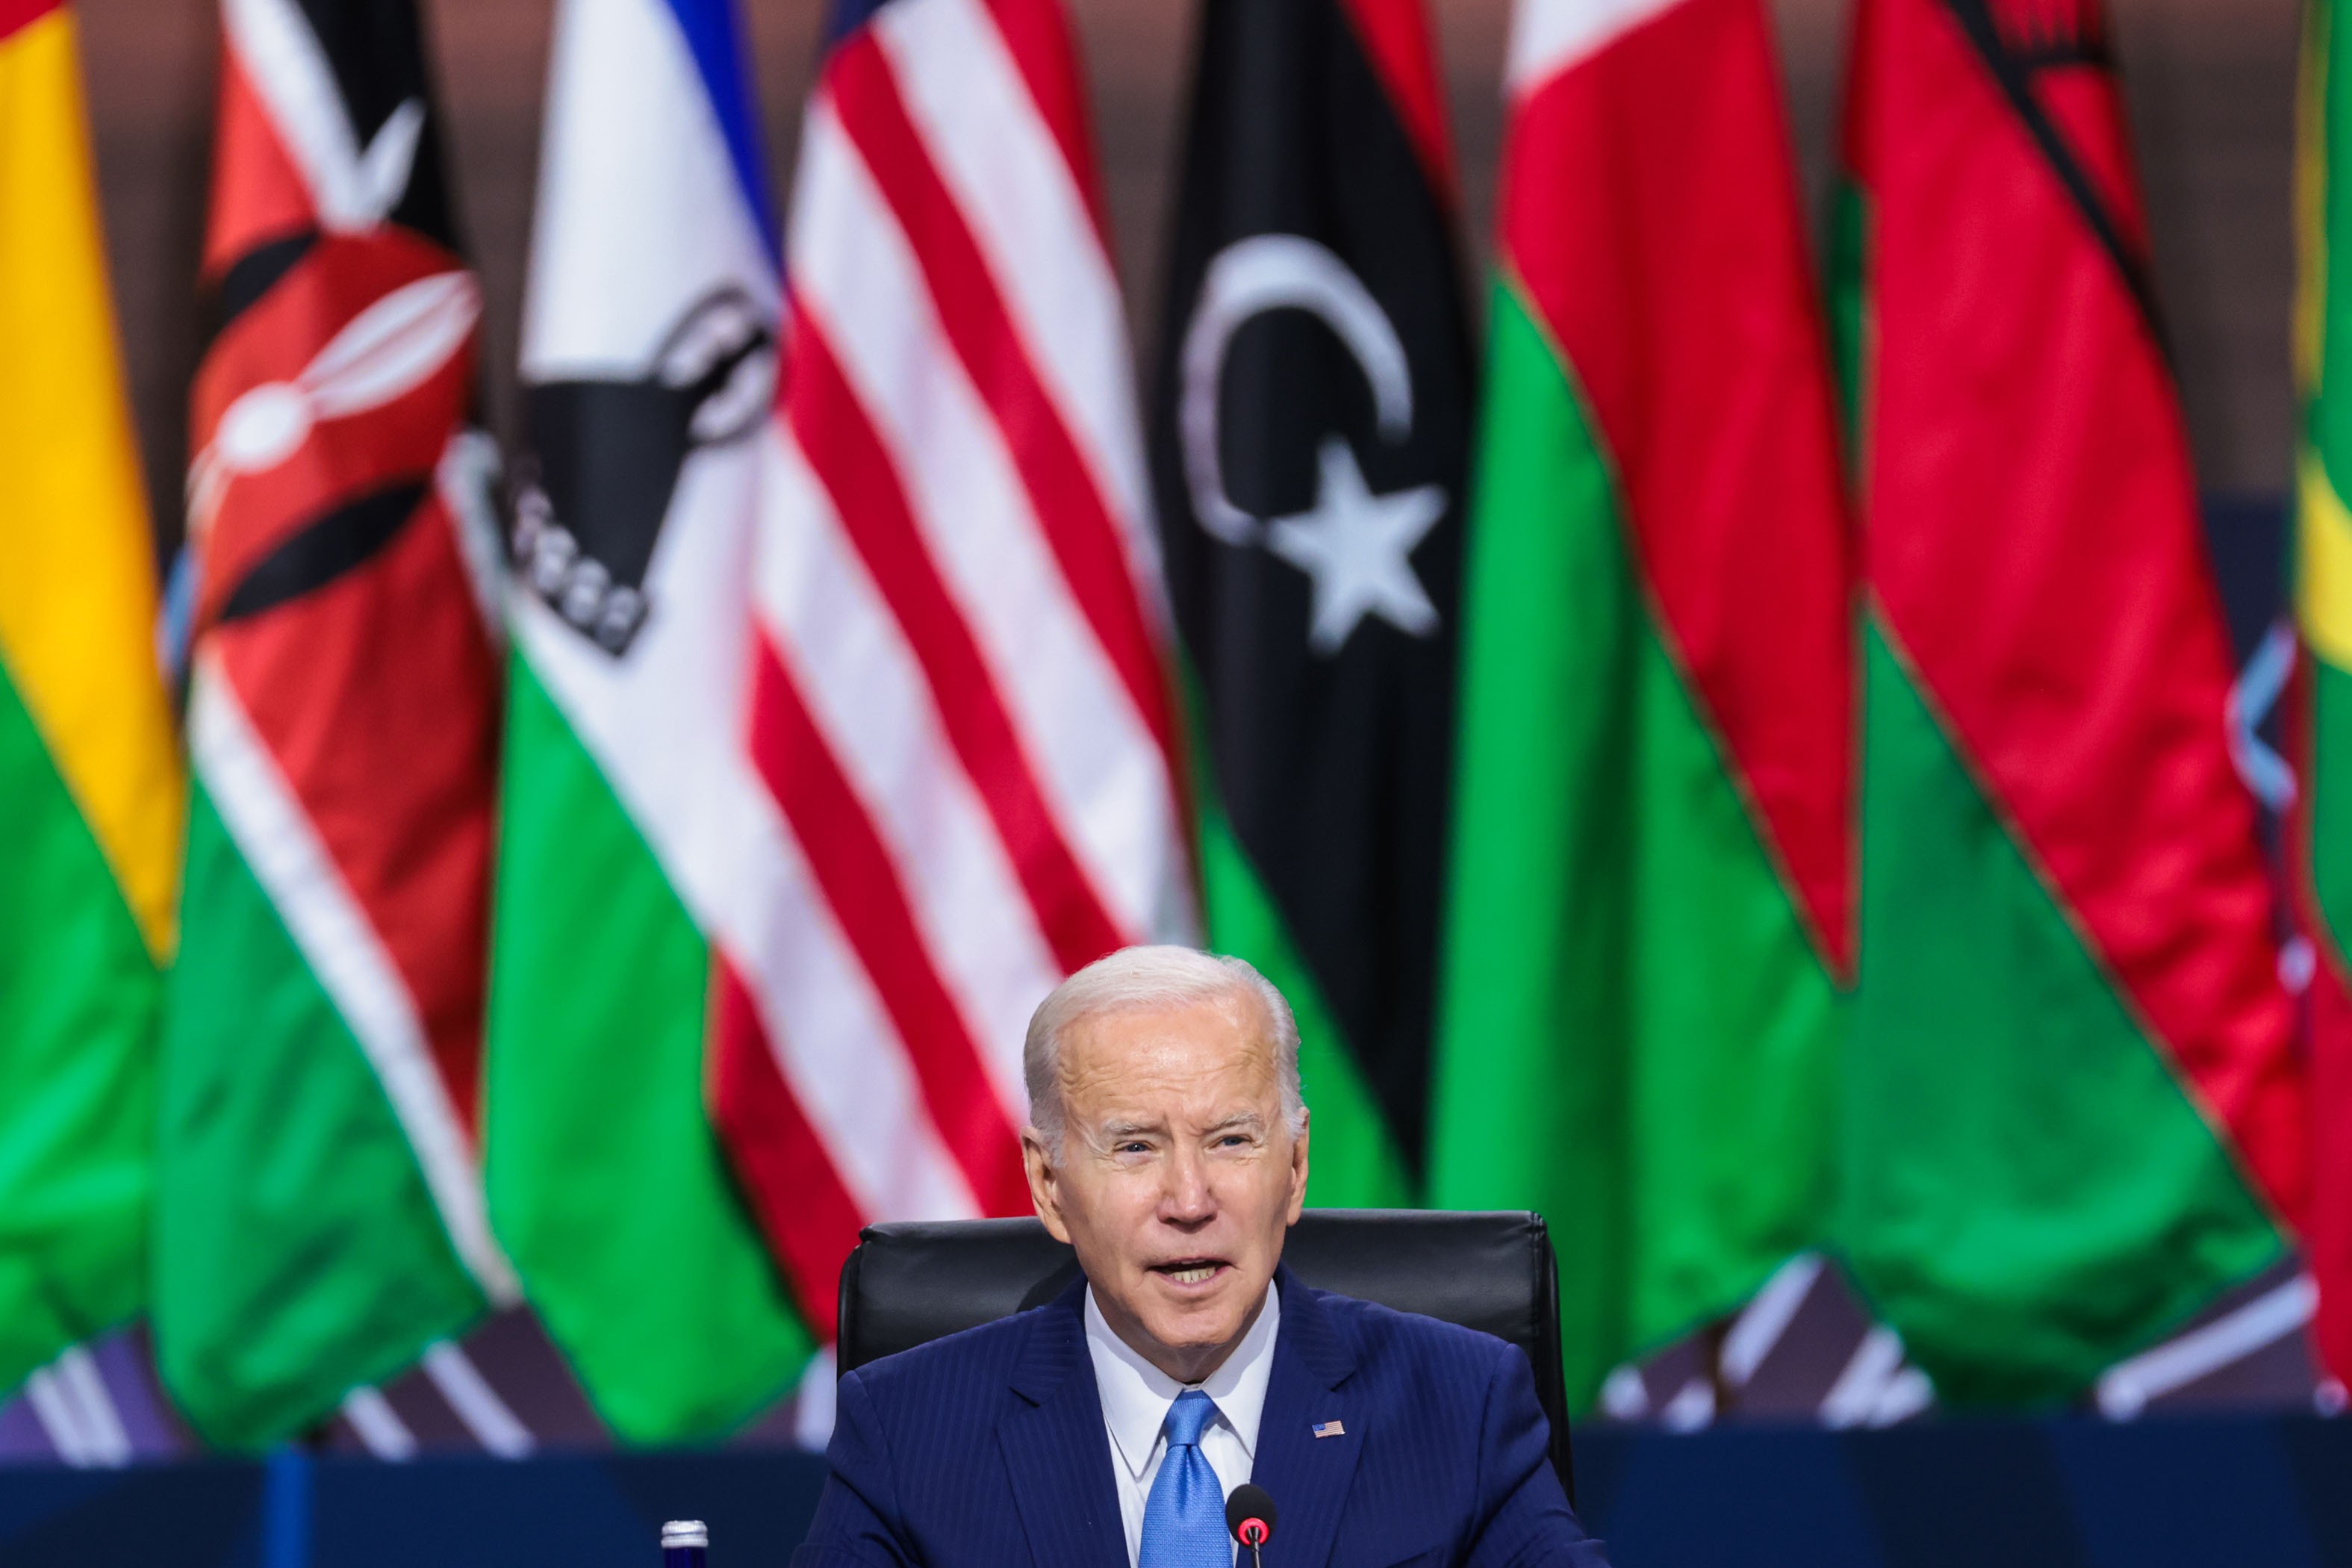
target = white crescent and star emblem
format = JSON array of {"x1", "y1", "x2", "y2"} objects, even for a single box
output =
[{"x1": 1179, "y1": 233, "x2": 1447, "y2": 656}]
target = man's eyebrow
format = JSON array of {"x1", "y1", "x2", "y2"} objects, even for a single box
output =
[
  {"x1": 1206, "y1": 1111, "x2": 1267, "y2": 1133},
  {"x1": 1096, "y1": 1119, "x2": 1163, "y2": 1142}
]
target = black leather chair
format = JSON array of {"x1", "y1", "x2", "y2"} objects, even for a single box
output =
[{"x1": 835, "y1": 1209, "x2": 1573, "y2": 1498}]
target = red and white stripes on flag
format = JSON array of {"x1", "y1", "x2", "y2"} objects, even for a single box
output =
[{"x1": 718, "y1": 0, "x2": 1191, "y2": 1333}]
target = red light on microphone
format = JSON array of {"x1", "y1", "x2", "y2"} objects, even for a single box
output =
[{"x1": 1225, "y1": 1484, "x2": 1278, "y2": 1562}]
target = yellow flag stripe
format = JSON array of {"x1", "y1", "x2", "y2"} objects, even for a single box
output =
[
  {"x1": 0, "y1": 9, "x2": 181, "y2": 956},
  {"x1": 2300, "y1": 447, "x2": 2352, "y2": 673}
]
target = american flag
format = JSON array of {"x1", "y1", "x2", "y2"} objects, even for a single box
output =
[{"x1": 720, "y1": 0, "x2": 1192, "y2": 1329}]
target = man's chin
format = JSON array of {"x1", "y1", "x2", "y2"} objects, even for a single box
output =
[{"x1": 1132, "y1": 1268, "x2": 1260, "y2": 1356}]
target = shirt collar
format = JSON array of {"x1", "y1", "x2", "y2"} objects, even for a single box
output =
[{"x1": 1084, "y1": 1278, "x2": 1281, "y2": 1481}]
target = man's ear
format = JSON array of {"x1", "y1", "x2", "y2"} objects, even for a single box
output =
[
  {"x1": 1285, "y1": 1109, "x2": 1310, "y2": 1225},
  {"x1": 1023, "y1": 1127, "x2": 1072, "y2": 1244}
]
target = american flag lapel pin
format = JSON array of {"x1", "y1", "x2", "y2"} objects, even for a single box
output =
[{"x1": 1313, "y1": 1419, "x2": 1345, "y2": 1439}]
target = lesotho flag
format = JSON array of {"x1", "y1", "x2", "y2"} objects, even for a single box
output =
[
  {"x1": 1148, "y1": 0, "x2": 1473, "y2": 1201},
  {"x1": 485, "y1": 0, "x2": 812, "y2": 1444}
]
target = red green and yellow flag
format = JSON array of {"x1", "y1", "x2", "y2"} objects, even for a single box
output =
[
  {"x1": 2295, "y1": 0, "x2": 2352, "y2": 1388},
  {"x1": 1836, "y1": 0, "x2": 2306, "y2": 1403},
  {"x1": 1431, "y1": 0, "x2": 1855, "y2": 1410},
  {"x1": 0, "y1": 0, "x2": 183, "y2": 1398}
]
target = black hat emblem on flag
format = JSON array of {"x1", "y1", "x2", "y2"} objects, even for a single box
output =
[{"x1": 514, "y1": 285, "x2": 777, "y2": 656}]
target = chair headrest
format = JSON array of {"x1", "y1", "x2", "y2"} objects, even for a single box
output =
[{"x1": 834, "y1": 1209, "x2": 1571, "y2": 1497}]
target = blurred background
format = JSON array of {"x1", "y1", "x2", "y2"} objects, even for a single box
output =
[{"x1": 74, "y1": 0, "x2": 2297, "y2": 531}]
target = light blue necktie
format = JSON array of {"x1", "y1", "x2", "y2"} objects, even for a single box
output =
[{"x1": 1139, "y1": 1389, "x2": 1228, "y2": 1568}]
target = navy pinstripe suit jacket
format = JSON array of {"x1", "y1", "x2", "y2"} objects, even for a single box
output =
[{"x1": 793, "y1": 1264, "x2": 1611, "y2": 1568}]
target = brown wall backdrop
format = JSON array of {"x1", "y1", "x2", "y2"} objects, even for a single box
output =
[{"x1": 74, "y1": 0, "x2": 2300, "y2": 564}]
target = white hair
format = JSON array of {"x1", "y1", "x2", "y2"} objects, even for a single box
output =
[{"x1": 1024, "y1": 945, "x2": 1306, "y2": 1160}]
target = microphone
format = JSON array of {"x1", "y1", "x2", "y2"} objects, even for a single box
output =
[{"x1": 1226, "y1": 1484, "x2": 1277, "y2": 1568}]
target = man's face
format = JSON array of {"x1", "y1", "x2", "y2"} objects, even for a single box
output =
[{"x1": 1024, "y1": 993, "x2": 1309, "y2": 1384}]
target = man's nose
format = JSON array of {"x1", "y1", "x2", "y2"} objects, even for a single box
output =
[{"x1": 1159, "y1": 1144, "x2": 1214, "y2": 1223}]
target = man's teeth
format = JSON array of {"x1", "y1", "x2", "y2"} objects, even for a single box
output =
[{"x1": 1166, "y1": 1264, "x2": 1219, "y2": 1284}]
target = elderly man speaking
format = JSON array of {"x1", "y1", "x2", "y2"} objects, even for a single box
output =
[{"x1": 794, "y1": 946, "x2": 1611, "y2": 1568}]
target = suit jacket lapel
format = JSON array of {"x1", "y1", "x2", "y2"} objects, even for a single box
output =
[
  {"x1": 1001, "y1": 1280, "x2": 1127, "y2": 1568},
  {"x1": 1251, "y1": 1267, "x2": 1362, "y2": 1568}
]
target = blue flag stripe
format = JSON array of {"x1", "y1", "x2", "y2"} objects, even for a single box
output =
[
  {"x1": 823, "y1": 0, "x2": 893, "y2": 51},
  {"x1": 659, "y1": 0, "x2": 780, "y2": 264}
]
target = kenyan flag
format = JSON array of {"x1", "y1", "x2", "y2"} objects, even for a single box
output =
[
  {"x1": 155, "y1": 0, "x2": 511, "y2": 1444},
  {"x1": 1836, "y1": 0, "x2": 2306, "y2": 1402},
  {"x1": 1430, "y1": 0, "x2": 1855, "y2": 1409},
  {"x1": 1148, "y1": 0, "x2": 1472, "y2": 1201}
]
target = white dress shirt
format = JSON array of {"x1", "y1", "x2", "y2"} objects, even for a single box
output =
[{"x1": 1084, "y1": 1281, "x2": 1281, "y2": 1568}]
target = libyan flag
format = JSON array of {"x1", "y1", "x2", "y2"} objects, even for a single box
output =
[
  {"x1": 1430, "y1": 0, "x2": 1856, "y2": 1411},
  {"x1": 1836, "y1": 0, "x2": 2307, "y2": 1401},
  {"x1": 1148, "y1": 0, "x2": 1473, "y2": 1202}
]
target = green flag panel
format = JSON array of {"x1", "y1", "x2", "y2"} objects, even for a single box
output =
[
  {"x1": 1844, "y1": 622, "x2": 2284, "y2": 1404},
  {"x1": 156, "y1": 782, "x2": 482, "y2": 1446},
  {"x1": 0, "y1": 667, "x2": 156, "y2": 1396},
  {"x1": 486, "y1": 650, "x2": 810, "y2": 1445},
  {"x1": 1434, "y1": 286, "x2": 1838, "y2": 1410}
]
